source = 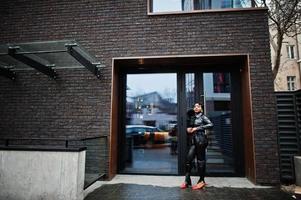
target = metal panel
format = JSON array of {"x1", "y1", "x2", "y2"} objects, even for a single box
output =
[
  {"x1": 276, "y1": 91, "x2": 301, "y2": 182},
  {"x1": 296, "y1": 92, "x2": 301, "y2": 156}
]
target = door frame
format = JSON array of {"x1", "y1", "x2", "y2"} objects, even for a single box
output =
[{"x1": 110, "y1": 54, "x2": 255, "y2": 181}]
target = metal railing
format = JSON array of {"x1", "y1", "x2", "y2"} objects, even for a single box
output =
[{"x1": 81, "y1": 136, "x2": 108, "y2": 189}]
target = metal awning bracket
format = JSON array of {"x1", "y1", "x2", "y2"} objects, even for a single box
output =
[
  {"x1": 8, "y1": 46, "x2": 20, "y2": 50},
  {"x1": 65, "y1": 43, "x2": 102, "y2": 79},
  {"x1": 0, "y1": 65, "x2": 16, "y2": 80},
  {"x1": 8, "y1": 46, "x2": 57, "y2": 79},
  {"x1": 46, "y1": 64, "x2": 56, "y2": 68},
  {"x1": 65, "y1": 43, "x2": 78, "y2": 48}
]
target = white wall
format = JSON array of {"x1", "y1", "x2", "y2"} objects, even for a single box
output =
[
  {"x1": 270, "y1": 28, "x2": 301, "y2": 91},
  {"x1": 0, "y1": 150, "x2": 86, "y2": 200}
]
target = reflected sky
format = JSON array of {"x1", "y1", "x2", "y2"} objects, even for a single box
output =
[
  {"x1": 152, "y1": 0, "x2": 182, "y2": 12},
  {"x1": 127, "y1": 73, "x2": 230, "y2": 102},
  {"x1": 127, "y1": 74, "x2": 177, "y2": 102}
]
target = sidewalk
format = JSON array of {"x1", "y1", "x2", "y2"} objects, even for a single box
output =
[{"x1": 84, "y1": 175, "x2": 292, "y2": 200}]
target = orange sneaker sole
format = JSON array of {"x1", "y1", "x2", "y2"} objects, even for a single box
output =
[
  {"x1": 192, "y1": 182, "x2": 206, "y2": 190},
  {"x1": 180, "y1": 182, "x2": 191, "y2": 189}
]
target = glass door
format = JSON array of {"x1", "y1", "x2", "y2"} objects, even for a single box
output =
[
  {"x1": 119, "y1": 73, "x2": 178, "y2": 174},
  {"x1": 184, "y1": 72, "x2": 236, "y2": 174},
  {"x1": 118, "y1": 70, "x2": 243, "y2": 176}
]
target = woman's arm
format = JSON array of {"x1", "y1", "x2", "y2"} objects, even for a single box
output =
[{"x1": 193, "y1": 115, "x2": 213, "y2": 131}]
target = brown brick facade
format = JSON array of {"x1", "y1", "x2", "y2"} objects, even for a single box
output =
[{"x1": 0, "y1": 1, "x2": 278, "y2": 184}]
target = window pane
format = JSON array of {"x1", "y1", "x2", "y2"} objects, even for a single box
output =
[
  {"x1": 194, "y1": 0, "x2": 211, "y2": 9},
  {"x1": 213, "y1": 72, "x2": 231, "y2": 93},
  {"x1": 121, "y1": 73, "x2": 178, "y2": 174},
  {"x1": 287, "y1": 45, "x2": 295, "y2": 59},
  {"x1": 203, "y1": 72, "x2": 235, "y2": 174},
  {"x1": 291, "y1": 46, "x2": 295, "y2": 59},
  {"x1": 287, "y1": 76, "x2": 296, "y2": 91},
  {"x1": 221, "y1": 0, "x2": 233, "y2": 8},
  {"x1": 183, "y1": 0, "x2": 194, "y2": 10},
  {"x1": 185, "y1": 73, "x2": 195, "y2": 109},
  {"x1": 152, "y1": 0, "x2": 182, "y2": 12},
  {"x1": 212, "y1": 0, "x2": 251, "y2": 9},
  {"x1": 150, "y1": 0, "x2": 253, "y2": 13}
]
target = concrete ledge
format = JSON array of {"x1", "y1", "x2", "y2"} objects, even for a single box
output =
[{"x1": 0, "y1": 150, "x2": 86, "y2": 200}]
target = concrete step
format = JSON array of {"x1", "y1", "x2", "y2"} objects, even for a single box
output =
[
  {"x1": 209, "y1": 140, "x2": 219, "y2": 145},
  {"x1": 207, "y1": 151, "x2": 223, "y2": 156},
  {"x1": 207, "y1": 158, "x2": 225, "y2": 164},
  {"x1": 208, "y1": 146, "x2": 222, "y2": 150}
]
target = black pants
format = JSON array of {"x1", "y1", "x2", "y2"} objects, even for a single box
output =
[{"x1": 185, "y1": 133, "x2": 208, "y2": 183}]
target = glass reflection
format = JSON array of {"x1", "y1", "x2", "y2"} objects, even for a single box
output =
[
  {"x1": 151, "y1": 0, "x2": 253, "y2": 13},
  {"x1": 185, "y1": 73, "x2": 195, "y2": 110},
  {"x1": 185, "y1": 72, "x2": 234, "y2": 174},
  {"x1": 152, "y1": 0, "x2": 182, "y2": 12},
  {"x1": 204, "y1": 72, "x2": 234, "y2": 173},
  {"x1": 122, "y1": 73, "x2": 178, "y2": 174}
]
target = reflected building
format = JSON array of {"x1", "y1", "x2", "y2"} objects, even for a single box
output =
[{"x1": 128, "y1": 92, "x2": 177, "y2": 131}]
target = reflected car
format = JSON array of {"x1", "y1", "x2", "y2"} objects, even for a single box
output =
[{"x1": 126, "y1": 125, "x2": 169, "y2": 145}]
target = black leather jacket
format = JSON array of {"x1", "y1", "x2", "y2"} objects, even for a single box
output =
[
  {"x1": 187, "y1": 110, "x2": 213, "y2": 145},
  {"x1": 187, "y1": 110, "x2": 213, "y2": 132},
  {"x1": 192, "y1": 112, "x2": 213, "y2": 135}
]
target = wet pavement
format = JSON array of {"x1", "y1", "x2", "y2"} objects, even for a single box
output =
[{"x1": 84, "y1": 183, "x2": 292, "y2": 200}]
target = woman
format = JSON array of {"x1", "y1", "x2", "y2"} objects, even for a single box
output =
[{"x1": 180, "y1": 103, "x2": 213, "y2": 190}]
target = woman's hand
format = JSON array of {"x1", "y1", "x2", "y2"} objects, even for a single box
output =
[
  {"x1": 187, "y1": 127, "x2": 198, "y2": 134},
  {"x1": 191, "y1": 127, "x2": 198, "y2": 132},
  {"x1": 187, "y1": 127, "x2": 193, "y2": 134}
]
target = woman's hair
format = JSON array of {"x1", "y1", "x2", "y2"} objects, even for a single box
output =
[
  {"x1": 187, "y1": 109, "x2": 195, "y2": 117},
  {"x1": 194, "y1": 102, "x2": 203, "y2": 106},
  {"x1": 186, "y1": 109, "x2": 195, "y2": 127}
]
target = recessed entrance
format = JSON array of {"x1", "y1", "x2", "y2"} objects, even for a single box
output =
[{"x1": 110, "y1": 55, "x2": 255, "y2": 180}]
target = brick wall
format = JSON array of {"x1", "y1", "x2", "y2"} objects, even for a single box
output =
[{"x1": 0, "y1": 0, "x2": 278, "y2": 184}]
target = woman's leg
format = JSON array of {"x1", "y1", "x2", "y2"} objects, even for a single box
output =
[
  {"x1": 192, "y1": 135, "x2": 207, "y2": 189},
  {"x1": 196, "y1": 144, "x2": 206, "y2": 183},
  {"x1": 180, "y1": 144, "x2": 195, "y2": 188},
  {"x1": 185, "y1": 145, "x2": 196, "y2": 183}
]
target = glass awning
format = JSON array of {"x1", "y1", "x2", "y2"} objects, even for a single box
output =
[{"x1": 0, "y1": 40, "x2": 104, "y2": 80}]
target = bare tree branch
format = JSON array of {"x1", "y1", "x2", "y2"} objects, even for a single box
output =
[{"x1": 262, "y1": 0, "x2": 301, "y2": 81}]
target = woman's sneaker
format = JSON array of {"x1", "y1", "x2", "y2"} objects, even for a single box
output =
[
  {"x1": 192, "y1": 181, "x2": 206, "y2": 190},
  {"x1": 180, "y1": 182, "x2": 191, "y2": 189}
]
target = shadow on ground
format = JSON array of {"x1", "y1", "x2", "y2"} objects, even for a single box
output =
[{"x1": 85, "y1": 183, "x2": 292, "y2": 200}]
